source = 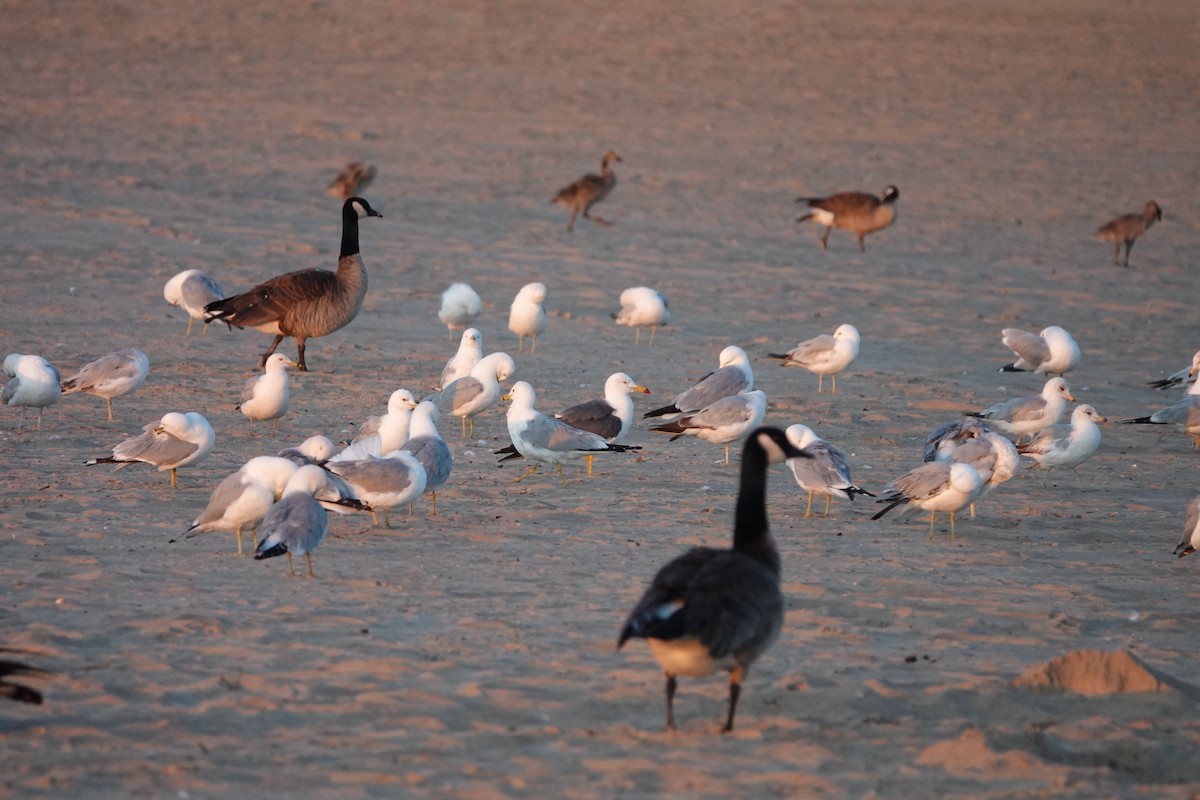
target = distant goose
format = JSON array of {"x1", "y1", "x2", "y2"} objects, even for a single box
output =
[
  {"x1": 552, "y1": 150, "x2": 622, "y2": 232},
  {"x1": 3, "y1": 353, "x2": 60, "y2": 429},
  {"x1": 922, "y1": 417, "x2": 991, "y2": 463},
  {"x1": 795, "y1": 185, "x2": 899, "y2": 251},
  {"x1": 85, "y1": 411, "x2": 215, "y2": 488},
  {"x1": 253, "y1": 465, "x2": 334, "y2": 577},
  {"x1": 998, "y1": 326, "x2": 1080, "y2": 377},
  {"x1": 651, "y1": 390, "x2": 768, "y2": 465},
  {"x1": 508, "y1": 282, "x2": 547, "y2": 354},
  {"x1": 1120, "y1": 379, "x2": 1200, "y2": 448},
  {"x1": 871, "y1": 461, "x2": 983, "y2": 539},
  {"x1": 203, "y1": 196, "x2": 382, "y2": 371},
  {"x1": 236, "y1": 353, "x2": 296, "y2": 433},
  {"x1": 438, "y1": 282, "x2": 483, "y2": 338},
  {"x1": 644, "y1": 345, "x2": 753, "y2": 419},
  {"x1": 427, "y1": 352, "x2": 515, "y2": 438},
  {"x1": 1146, "y1": 350, "x2": 1200, "y2": 391},
  {"x1": 502, "y1": 381, "x2": 640, "y2": 484},
  {"x1": 613, "y1": 286, "x2": 669, "y2": 345},
  {"x1": 60, "y1": 347, "x2": 149, "y2": 422},
  {"x1": 768, "y1": 323, "x2": 860, "y2": 393},
  {"x1": 784, "y1": 424, "x2": 874, "y2": 517},
  {"x1": 1017, "y1": 404, "x2": 1106, "y2": 485},
  {"x1": 618, "y1": 427, "x2": 807, "y2": 732},
  {"x1": 966, "y1": 377, "x2": 1074, "y2": 440},
  {"x1": 163, "y1": 269, "x2": 225, "y2": 336},
  {"x1": 179, "y1": 455, "x2": 299, "y2": 555},
  {"x1": 326, "y1": 162, "x2": 377, "y2": 201},
  {"x1": 439, "y1": 328, "x2": 483, "y2": 389},
  {"x1": 0, "y1": 650, "x2": 46, "y2": 705},
  {"x1": 1173, "y1": 496, "x2": 1200, "y2": 558},
  {"x1": 401, "y1": 401, "x2": 453, "y2": 515},
  {"x1": 327, "y1": 449, "x2": 427, "y2": 528},
  {"x1": 336, "y1": 389, "x2": 418, "y2": 461},
  {"x1": 1095, "y1": 200, "x2": 1162, "y2": 267}
]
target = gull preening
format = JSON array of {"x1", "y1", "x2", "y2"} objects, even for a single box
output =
[
  {"x1": 618, "y1": 427, "x2": 807, "y2": 732},
  {"x1": 967, "y1": 377, "x2": 1074, "y2": 440},
  {"x1": 203, "y1": 197, "x2": 382, "y2": 371},
  {"x1": 253, "y1": 465, "x2": 335, "y2": 577},
  {"x1": 768, "y1": 323, "x2": 860, "y2": 393},
  {"x1": 508, "y1": 282, "x2": 547, "y2": 354},
  {"x1": 922, "y1": 417, "x2": 991, "y2": 463},
  {"x1": 60, "y1": 348, "x2": 149, "y2": 422},
  {"x1": 872, "y1": 461, "x2": 983, "y2": 539},
  {"x1": 236, "y1": 353, "x2": 296, "y2": 433},
  {"x1": 1017, "y1": 404, "x2": 1105, "y2": 485},
  {"x1": 3, "y1": 354, "x2": 60, "y2": 429},
  {"x1": 651, "y1": 389, "x2": 768, "y2": 465},
  {"x1": 163, "y1": 269, "x2": 225, "y2": 336},
  {"x1": 998, "y1": 326, "x2": 1080, "y2": 377},
  {"x1": 278, "y1": 435, "x2": 337, "y2": 467},
  {"x1": 439, "y1": 328, "x2": 483, "y2": 389},
  {"x1": 552, "y1": 150, "x2": 621, "y2": 232},
  {"x1": 795, "y1": 185, "x2": 899, "y2": 251},
  {"x1": 644, "y1": 345, "x2": 753, "y2": 419},
  {"x1": 179, "y1": 455, "x2": 299, "y2": 555},
  {"x1": 327, "y1": 449, "x2": 427, "y2": 528},
  {"x1": 428, "y1": 352, "x2": 515, "y2": 438},
  {"x1": 438, "y1": 283, "x2": 483, "y2": 338},
  {"x1": 784, "y1": 424, "x2": 874, "y2": 517},
  {"x1": 1095, "y1": 200, "x2": 1162, "y2": 267},
  {"x1": 86, "y1": 411, "x2": 215, "y2": 488},
  {"x1": 613, "y1": 287, "x2": 669, "y2": 345},
  {"x1": 941, "y1": 431, "x2": 1020, "y2": 517}
]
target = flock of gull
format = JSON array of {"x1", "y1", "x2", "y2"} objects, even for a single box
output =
[{"x1": 2, "y1": 155, "x2": 1190, "y2": 729}]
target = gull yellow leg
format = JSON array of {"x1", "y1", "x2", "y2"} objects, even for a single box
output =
[
  {"x1": 305, "y1": 552, "x2": 316, "y2": 578},
  {"x1": 286, "y1": 551, "x2": 296, "y2": 577},
  {"x1": 514, "y1": 464, "x2": 540, "y2": 483},
  {"x1": 823, "y1": 495, "x2": 832, "y2": 517},
  {"x1": 235, "y1": 526, "x2": 244, "y2": 556},
  {"x1": 586, "y1": 455, "x2": 594, "y2": 477},
  {"x1": 556, "y1": 463, "x2": 568, "y2": 485},
  {"x1": 106, "y1": 397, "x2": 114, "y2": 422},
  {"x1": 804, "y1": 492, "x2": 814, "y2": 518}
]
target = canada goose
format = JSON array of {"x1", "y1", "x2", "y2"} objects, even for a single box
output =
[
  {"x1": 401, "y1": 401, "x2": 453, "y2": 515},
  {"x1": 922, "y1": 417, "x2": 991, "y2": 463},
  {"x1": 60, "y1": 347, "x2": 149, "y2": 422},
  {"x1": 871, "y1": 461, "x2": 983, "y2": 539},
  {"x1": 85, "y1": 411, "x2": 215, "y2": 488},
  {"x1": 1017, "y1": 404, "x2": 1106, "y2": 486},
  {"x1": 253, "y1": 465, "x2": 334, "y2": 577},
  {"x1": 3, "y1": 353, "x2": 60, "y2": 429},
  {"x1": 0, "y1": 650, "x2": 46, "y2": 705},
  {"x1": 1095, "y1": 201, "x2": 1162, "y2": 267},
  {"x1": 203, "y1": 196, "x2": 382, "y2": 371},
  {"x1": 427, "y1": 352, "x2": 516, "y2": 438},
  {"x1": 644, "y1": 345, "x2": 753, "y2": 419},
  {"x1": 1120, "y1": 379, "x2": 1200, "y2": 448},
  {"x1": 508, "y1": 282, "x2": 547, "y2": 354},
  {"x1": 1173, "y1": 497, "x2": 1200, "y2": 558},
  {"x1": 326, "y1": 449, "x2": 427, "y2": 528},
  {"x1": 336, "y1": 389, "x2": 418, "y2": 460},
  {"x1": 236, "y1": 353, "x2": 296, "y2": 433},
  {"x1": 163, "y1": 269, "x2": 225, "y2": 336},
  {"x1": 784, "y1": 424, "x2": 874, "y2": 517},
  {"x1": 502, "y1": 381, "x2": 639, "y2": 484},
  {"x1": 650, "y1": 390, "x2": 767, "y2": 465},
  {"x1": 1146, "y1": 350, "x2": 1200, "y2": 391},
  {"x1": 438, "y1": 282, "x2": 483, "y2": 338},
  {"x1": 613, "y1": 286, "x2": 669, "y2": 345},
  {"x1": 439, "y1": 328, "x2": 483, "y2": 389},
  {"x1": 178, "y1": 455, "x2": 299, "y2": 555},
  {"x1": 795, "y1": 185, "x2": 899, "y2": 251},
  {"x1": 966, "y1": 377, "x2": 1074, "y2": 440},
  {"x1": 768, "y1": 324, "x2": 860, "y2": 393},
  {"x1": 553, "y1": 150, "x2": 622, "y2": 232},
  {"x1": 618, "y1": 426, "x2": 806, "y2": 732},
  {"x1": 326, "y1": 162, "x2": 377, "y2": 201},
  {"x1": 998, "y1": 326, "x2": 1080, "y2": 376}
]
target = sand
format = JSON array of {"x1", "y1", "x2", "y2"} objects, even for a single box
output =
[{"x1": 2, "y1": 0, "x2": 1199, "y2": 796}]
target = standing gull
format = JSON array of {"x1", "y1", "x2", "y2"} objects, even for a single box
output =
[
  {"x1": 427, "y1": 352, "x2": 515, "y2": 438},
  {"x1": 85, "y1": 411, "x2": 215, "y2": 488},
  {"x1": 203, "y1": 196, "x2": 382, "y2": 371},
  {"x1": 163, "y1": 269, "x2": 225, "y2": 336},
  {"x1": 327, "y1": 450, "x2": 427, "y2": 528},
  {"x1": 179, "y1": 455, "x2": 298, "y2": 555},
  {"x1": 337, "y1": 389, "x2": 418, "y2": 460},
  {"x1": 871, "y1": 461, "x2": 983, "y2": 539},
  {"x1": 439, "y1": 328, "x2": 483, "y2": 389},
  {"x1": 644, "y1": 345, "x2": 753, "y2": 419},
  {"x1": 650, "y1": 390, "x2": 768, "y2": 465},
  {"x1": 768, "y1": 323, "x2": 860, "y2": 394},
  {"x1": 618, "y1": 427, "x2": 807, "y2": 732},
  {"x1": 253, "y1": 465, "x2": 334, "y2": 577},
  {"x1": 553, "y1": 150, "x2": 622, "y2": 232},
  {"x1": 60, "y1": 347, "x2": 149, "y2": 422},
  {"x1": 401, "y1": 401, "x2": 453, "y2": 515},
  {"x1": 1173, "y1": 496, "x2": 1200, "y2": 558},
  {"x1": 438, "y1": 282, "x2": 483, "y2": 339},
  {"x1": 613, "y1": 286, "x2": 669, "y2": 345},
  {"x1": 998, "y1": 326, "x2": 1080, "y2": 377},
  {"x1": 1120, "y1": 379, "x2": 1200, "y2": 448},
  {"x1": 1018, "y1": 404, "x2": 1106, "y2": 485},
  {"x1": 966, "y1": 377, "x2": 1074, "y2": 440},
  {"x1": 784, "y1": 424, "x2": 874, "y2": 517},
  {"x1": 795, "y1": 185, "x2": 899, "y2": 251},
  {"x1": 1095, "y1": 200, "x2": 1162, "y2": 267},
  {"x1": 3, "y1": 354, "x2": 60, "y2": 429},
  {"x1": 236, "y1": 353, "x2": 296, "y2": 433},
  {"x1": 508, "y1": 282, "x2": 547, "y2": 355},
  {"x1": 943, "y1": 431, "x2": 1020, "y2": 517}
]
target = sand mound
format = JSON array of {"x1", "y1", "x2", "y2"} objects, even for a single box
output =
[{"x1": 1013, "y1": 650, "x2": 1190, "y2": 696}]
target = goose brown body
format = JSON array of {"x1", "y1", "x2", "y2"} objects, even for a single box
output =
[
  {"x1": 553, "y1": 150, "x2": 621, "y2": 231},
  {"x1": 1095, "y1": 201, "x2": 1162, "y2": 267},
  {"x1": 796, "y1": 185, "x2": 899, "y2": 251},
  {"x1": 204, "y1": 197, "x2": 381, "y2": 371}
]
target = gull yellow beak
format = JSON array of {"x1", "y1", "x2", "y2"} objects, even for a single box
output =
[
  {"x1": 634, "y1": 385, "x2": 650, "y2": 394},
  {"x1": 1065, "y1": 392, "x2": 1076, "y2": 402},
  {"x1": 501, "y1": 393, "x2": 512, "y2": 402}
]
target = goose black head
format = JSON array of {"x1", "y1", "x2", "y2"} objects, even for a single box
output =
[
  {"x1": 881, "y1": 185, "x2": 900, "y2": 203},
  {"x1": 346, "y1": 197, "x2": 383, "y2": 219}
]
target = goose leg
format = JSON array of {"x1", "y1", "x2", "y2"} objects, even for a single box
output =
[
  {"x1": 819, "y1": 228, "x2": 831, "y2": 250},
  {"x1": 721, "y1": 667, "x2": 744, "y2": 733},
  {"x1": 295, "y1": 339, "x2": 309, "y2": 372},
  {"x1": 1123, "y1": 239, "x2": 1135, "y2": 268},
  {"x1": 260, "y1": 335, "x2": 285, "y2": 369},
  {"x1": 665, "y1": 675, "x2": 678, "y2": 731},
  {"x1": 566, "y1": 209, "x2": 578, "y2": 232},
  {"x1": 857, "y1": 232, "x2": 867, "y2": 252},
  {"x1": 586, "y1": 212, "x2": 613, "y2": 226}
]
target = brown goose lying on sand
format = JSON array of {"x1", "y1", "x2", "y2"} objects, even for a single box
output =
[
  {"x1": 1095, "y1": 200, "x2": 1162, "y2": 267},
  {"x1": 796, "y1": 185, "x2": 899, "y2": 251},
  {"x1": 552, "y1": 150, "x2": 621, "y2": 232},
  {"x1": 204, "y1": 197, "x2": 382, "y2": 371}
]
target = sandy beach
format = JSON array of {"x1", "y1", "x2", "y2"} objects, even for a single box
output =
[{"x1": 2, "y1": 1, "x2": 1199, "y2": 796}]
